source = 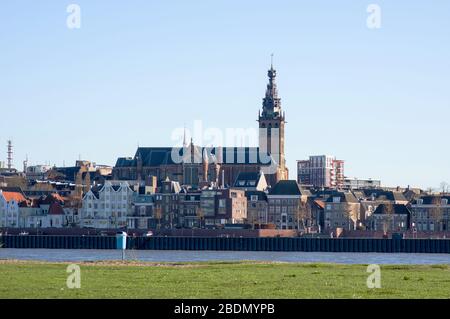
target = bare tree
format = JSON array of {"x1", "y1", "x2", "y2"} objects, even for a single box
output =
[
  {"x1": 296, "y1": 201, "x2": 311, "y2": 232},
  {"x1": 440, "y1": 182, "x2": 449, "y2": 194},
  {"x1": 429, "y1": 196, "x2": 443, "y2": 232},
  {"x1": 382, "y1": 203, "x2": 395, "y2": 234},
  {"x1": 342, "y1": 202, "x2": 360, "y2": 231},
  {"x1": 154, "y1": 206, "x2": 162, "y2": 230},
  {"x1": 196, "y1": 207, "x2": 204, "y2": 229}
]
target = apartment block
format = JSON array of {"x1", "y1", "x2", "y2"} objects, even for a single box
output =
[{"x1": 297, "y1": 155, "x2": 344, "y2": 189}]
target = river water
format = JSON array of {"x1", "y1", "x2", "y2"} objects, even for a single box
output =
[{"x1": 1, "y1": 249, "x2": 449, "y2": 264}]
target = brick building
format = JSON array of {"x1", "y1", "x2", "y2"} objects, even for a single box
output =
[{"x1": 112, "y1": 65, "x2": 288, "y2": 188}]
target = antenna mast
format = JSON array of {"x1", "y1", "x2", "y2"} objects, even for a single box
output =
[{"x1": 7, "y1": 140, "x2": 13, "y2": 170}]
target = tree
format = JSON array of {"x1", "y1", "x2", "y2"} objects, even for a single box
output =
[
  {"x1": 429, "y1": 196, "x2": 443, "y2": 232},
  {"x1": 196, "y1": 207, "x2": 205, "y2": 229},
  {"x1": 440, "y1": 182, "x2": 449, "y2": 194},
  {"x1": 296, "y1": 201, "x2": 311, "y2": 232},
  {"x1": 341, "y1": 202, "x2": 360, "y2": 231},
  {"x1": 83, "y1": 172, "x2": 91, "y2": 194},
  {"x1": 154, "y1": 206, "x2": 162, "y2": 230},
  {"x1": 382, "y1": 202, "x2": 395, "y2": 234}
]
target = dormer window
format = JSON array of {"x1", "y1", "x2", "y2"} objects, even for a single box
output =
[
  {"x1": 417, "y1": 199, "x2": 423, "y2": 205},
  {"x1": 333, "y1": 197, "x2": 341, "y2": 203},
  {"x1": 442, "y1": 199, "x2": 448, "y2": 206}
]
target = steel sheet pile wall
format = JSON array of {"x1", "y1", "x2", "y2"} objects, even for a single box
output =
[{"x1": 1, "y1": 236, "x2": 450, "y2": 254}]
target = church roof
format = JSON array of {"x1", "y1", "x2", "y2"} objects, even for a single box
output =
[{"x1": 115, "y1": 146, "x2": 273, "y2": 168}]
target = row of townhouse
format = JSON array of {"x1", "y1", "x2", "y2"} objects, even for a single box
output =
[
  {"x1": 235, "y1": 177, "x2": 450, "y2": 234},
  {"x1": 0, "y1": 188, "x2": 80, "y2": 229},
  {"x1": 3, "y1": 177, "x2": 448, "y2": 234},
  {"x1": 410, "y1": 196, "x2": 450, "y2": 232},
  {"x1": 79, "y1": 179, "x2": 248, "y2": 230},
  {"x1": 310, "y1": 190, "x2": 450, "y2": 234}
]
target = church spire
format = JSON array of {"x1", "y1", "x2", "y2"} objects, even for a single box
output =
[
  {"x1": 261, "y1": 57, "x2": 281, "y2": 119},
  {"x1": 183, "y1": 124, "x2": 187, "y2": 148}
]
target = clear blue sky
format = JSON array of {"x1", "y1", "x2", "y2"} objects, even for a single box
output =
[{"x1": 1, "y1": 0, "x2": 449, "y2": 189}]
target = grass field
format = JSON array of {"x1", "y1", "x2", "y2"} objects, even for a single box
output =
[{"x1": 0, "y1": 260, "x2": 449, "y2": 299}]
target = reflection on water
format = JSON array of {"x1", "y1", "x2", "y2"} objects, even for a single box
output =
[{"x1": 1, "y1": 249, "x2": 449, "y2": 264}]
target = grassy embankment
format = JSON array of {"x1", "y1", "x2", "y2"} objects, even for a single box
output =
[{"x1": 0, "y1": 260, "x2": 449, "y2": 299}]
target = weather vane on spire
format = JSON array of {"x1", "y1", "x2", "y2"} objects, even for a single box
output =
[{"x1": 271, "y1": 53, "x2": 274, "y2": 69}]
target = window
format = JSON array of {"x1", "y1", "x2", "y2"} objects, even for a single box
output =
[{"x1": 251, "y1": 195, "x2": 258, "y2": 202}]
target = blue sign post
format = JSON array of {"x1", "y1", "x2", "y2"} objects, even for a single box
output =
[{"x1": 116, "y1": 231, "x2": 127, "y2": 260}]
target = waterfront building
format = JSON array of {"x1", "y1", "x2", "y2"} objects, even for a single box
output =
[
  {"x1": 153, "y1": 178, "x2": 182, "y2": 229},
  {"x1": 200, "y1": 188, "x2": 247, "y2": 227},
  {"x1": 309, "y1": 198, "x2": 325, "y2": 233},
  {"x1": 0, "y1": 189, "x2": 26, "y2": 227},
  {"x1": 353, "y1": 189, "x2": 409, "y2": 227},
  {"x1": 80, "y1": 181, "x2": 134, "y2": 229},
  {"x1": 245, "y1": 190, "x2": 268, "y2": 228},
  {"x1": 324, "y1": 191, "x2": 360, "y2": 232},
  {"x1": 267, "y1": 180, "x2": 311, "y2": 230},
  {"x1": 179, "y1": 189, "x2": 202, "y2": 228},
  {"x1": 128, "y1": 190, "x2": 156, "y2": 229},
  {"x1": 367, "y1": 204, "x2": 411, "y2": 232},
  {"x1": 410, "y1": 195, "x2": 450, "y2": 231}
]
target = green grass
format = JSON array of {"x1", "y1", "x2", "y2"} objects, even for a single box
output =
[{"x1": 0, "y1": 260, "x2": 449, "y2": 299}]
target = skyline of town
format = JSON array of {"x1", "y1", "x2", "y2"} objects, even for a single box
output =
[{"x1": 1, "y1": 1, "x2": 449, "y2": 189}]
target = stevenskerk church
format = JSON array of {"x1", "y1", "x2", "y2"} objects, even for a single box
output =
[{"x1": 112, "y1": 63, "x2": 289, "y2": 187}]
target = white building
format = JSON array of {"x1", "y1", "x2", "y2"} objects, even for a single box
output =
[
  {"x1": 81, "y1": 182, "x2": 134, "y2": 229},
  {"x1": 0, "y1": 190, "x2": 27, "y2": 228}
]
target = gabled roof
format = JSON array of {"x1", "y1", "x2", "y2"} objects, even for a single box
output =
[
  {"x1": 362, "y1": 189, "x2": 407, "y2": 202},
  {"x1": 245, "y1": 190, "x2": 268, "y2": 201},
  {"x1": 233, "y1": 171, "x2": 267, "y2": 189},
  {"x1": 41, "y1": 193, "x2": 67, "y2": 205},
  {"x1": 325, "y1": 192, "x2": 359, "y2": 203},
  {"x1": 412, "y1": 195, "x2": 450, "y2": 205},
  {"x1": 115, "y1": 157, "x2": 136, "y2": 168},
  {"x1": 373, "y1": 204, "x2": 411, "y2": 215},
  {"x1": 1, "y1": 191, "x2": 27, "y2": 203},
  {"x1": 269, "y1": 180, "x2": 302, "y2": 196}
]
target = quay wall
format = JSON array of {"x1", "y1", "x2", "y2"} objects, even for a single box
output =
[{"x1": 1, "y1": 235, "x2": 450, "y2": 254}]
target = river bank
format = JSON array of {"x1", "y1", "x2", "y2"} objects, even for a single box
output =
[{"x1": 1, "y1": 260, "x2": 449, "y2": 299}]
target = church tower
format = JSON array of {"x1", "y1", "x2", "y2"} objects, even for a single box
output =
[{"x1": 258, "y1": 61, "x2": 288, "y2": 183}]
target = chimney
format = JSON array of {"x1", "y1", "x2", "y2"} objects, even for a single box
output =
[{"x1": 222, "y1": 169, "x2": 225, "y2": 189}]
